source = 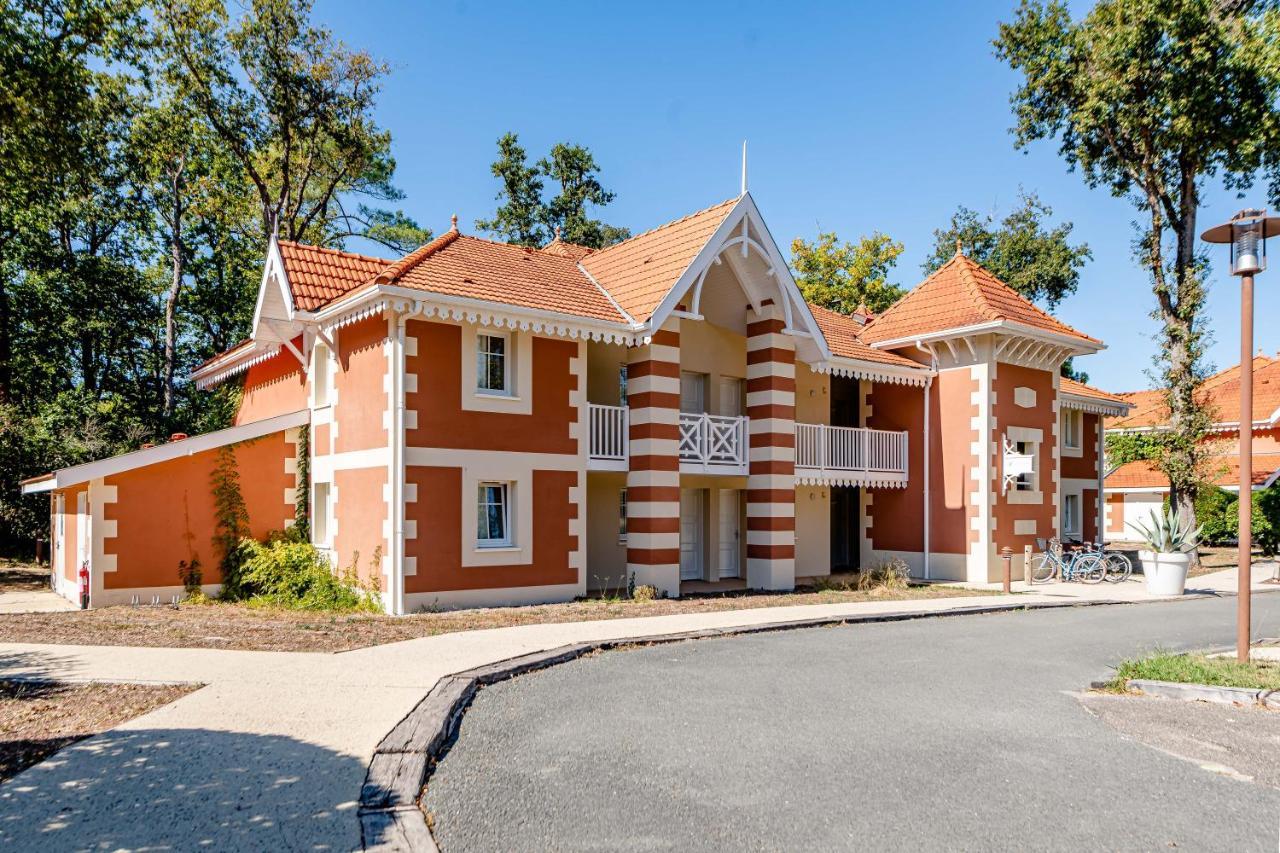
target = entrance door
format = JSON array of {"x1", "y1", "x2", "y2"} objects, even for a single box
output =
[
  {"x1": 830, "y1": 486, "x2": 860, "y2": 573},
  {"x1": 679, "y1": 489, "x2": 704, "y2": 581},
  {"x1": 717, "y1": 489, "x2": 740, "y2": 578}
]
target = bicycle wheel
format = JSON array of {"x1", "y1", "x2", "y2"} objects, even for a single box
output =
[
  {"x1": 1102, "y1": 553, "x2": 1132, "y2": 583},
  {"x1": 1028, "y1": 553, "x2": 1058, "y2": 584},
  {"x1": 1075, "y1": 554, "x2": 1106, "y2": 584}
]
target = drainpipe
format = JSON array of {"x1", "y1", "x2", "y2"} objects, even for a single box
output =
[
  {"x1": 390, "y1": 310, "x2": 409, "y2": 616},
  {"x1": 922, "y1": 375, "x2": 932, "y2": 580}
]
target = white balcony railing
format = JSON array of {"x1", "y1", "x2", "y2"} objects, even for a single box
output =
[
  {"x1": 795, "y1": 423, "x2": 909, "y2": 487},
  {"x1": 679, "y1": 412, "x2": 748, "y2": 470},
  {"x1": 588, "y1": 403, "x2": 628, "y2": 465}
]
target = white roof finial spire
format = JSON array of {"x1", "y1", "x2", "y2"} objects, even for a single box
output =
[{"x1": 740, "y1": 140, "x2": 748, "y2": 197}]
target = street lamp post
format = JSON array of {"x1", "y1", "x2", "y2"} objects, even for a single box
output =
[{"x1": 1202, "y1": 208, "x2": 1280, "y2": 662}]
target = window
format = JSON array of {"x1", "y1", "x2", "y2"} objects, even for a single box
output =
[
  {"x1": 1063, "y1": 409, "x2": 1082, "y2": 450},
  {"x1": 618, "y1": 489, "x2": 628, "y2": 543},
  {"x1": 313, "y1": 343, "x2": 331, "y2": 407},
  {"x1": 1015, "y1": 441, "x2": 1036, "y2": 492},
  {"x1": 1063, "y1": 493, "x2": 1080, "y2": 537},
  {"x1": 313, "y1": 482, "x2": 331, "y2": 546},
  {"x1": 476, "y1": 333, "x2": 510, "y2": 395},
  {"x1": 477, "y1": 482, "x2": 512, "y2": 547},
  {"x1": 618, "y1": 364, "x2": 628, "y2": 406}
]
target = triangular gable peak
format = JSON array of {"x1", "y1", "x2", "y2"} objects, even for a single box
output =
[
  {"x1": 859, "y1": 250, "x2": 1103, "y2": 372},
  {"x1": 591, "y1": 193, "x2": 832, "y2": 365}
]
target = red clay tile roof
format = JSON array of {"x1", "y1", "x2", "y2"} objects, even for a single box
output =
[
  {"x1": 277, "y1": 241, "x2": 390, "y2": 311},
  {"x1": 1106, "y1": 453, "x2": 1280, "y2": 490},
  {"x1": 539, "y1": 238, "x2": 596, "y2": 261},
  {"x1": 808, "y1": 303, "x2": 929, "y2": 370},
  {"x1": 1107, "y1": 355, "x2": 1280, "y2": 430},
  {"x1": 373, "y1": 233, "x2": 627, "y2": 323},
  {"x1": 859, "y1": 252, "x2": 1099, "y2": 347},
  {"x1": 1060, "y1": 376, "x2": 1128, "y2": 406},
  {"x1": 579, "y1": 198, "x2": 739, "y2": 322}
]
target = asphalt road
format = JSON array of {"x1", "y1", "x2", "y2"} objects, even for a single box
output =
[{"x1": 424, "y1": 594, "x2": 1280, "y2": 852}]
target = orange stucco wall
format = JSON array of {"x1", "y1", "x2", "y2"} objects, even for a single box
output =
[
  {"x1": 403, "y1": 466, "x2": 577, "y2": 593},
  {"x1": 235, "y1": 341, "x2": 307, "y2": 425},
  {"x1": 100, "y1": 433, "x2": 295, "y2": 589},
  {"x1": 991, "y1": 363, "x2": 1057, "y2": 554},
  {"x1": 333, "y1": 466, "x2": 387, "y2": 587},
  {"x1": 1106, "y1": 493, "x2": 1126, "y2": 534},
  {"x1": 867, "y1": 371, "x2": 978, "y2": 556},
  {"x1": 405, "y1": 321, "x2": 578, "y2": 453},
  {"x1": 1083, "y1": 487, "x2": 1099, "y2": 543},
  {"x1": 334, "y1": 316, "x2": 389, "y2": 453}
]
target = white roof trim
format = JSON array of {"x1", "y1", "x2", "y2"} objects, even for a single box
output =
[
  {"x1": 809, "y1": 358, "x2": 931, "y2": 388},
  {"x1": 22, "y1": 409, "x2": 310, "y2": 494},
  {"x1": 868, "y1": 320, "x2": 1103, "y2": 355},
  {"x1": 1060, "y1": 393, "x2": 1130, "y2": 417},
  {"x1": 191, "y1": 341, "x2": 285, "y2": 389}
]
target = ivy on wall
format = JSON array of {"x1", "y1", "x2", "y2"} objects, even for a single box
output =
[
  {"x1": 293, "y1": 426, "x2": 310, "y2": 541},
  {"x1": 211, "y1": 444, "x2": 251, "y2": 597}
]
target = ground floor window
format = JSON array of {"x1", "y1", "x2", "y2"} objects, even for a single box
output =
[
  {"x1": 478, "y1": 482, "x2": 512, "y2": 547},
  {"x1": 1063, "y1": 493, "x2": 1080, "y2": 538},
  {"x1": 618, "y1": 489, "x2": 628, "y2": 543},
  {"x1": 313, "y1": 482, "x2": 331, "y2": 547}
]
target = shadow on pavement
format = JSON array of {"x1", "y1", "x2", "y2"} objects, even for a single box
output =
[{"x1": 0, "y1": 727, "x2": 382, "y2": 851}]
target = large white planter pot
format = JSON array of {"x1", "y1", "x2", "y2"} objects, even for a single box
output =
[{"x1": 1139, "y1": 550, "x2": 1191, "y2": 596}]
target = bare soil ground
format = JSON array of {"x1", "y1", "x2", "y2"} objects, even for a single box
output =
[
  {"x1": 0, "y1": 680, "x2": 197, "y2": 782},
  {"x1": 1104, "y1": 542, "x2": 1269, "y2": 578},
  {"x1": 0, "y1": 583, "x2": 989, "y2": 653},
  {"x1": 0, "y1": 559, "x2": 51, "y2": 592}
]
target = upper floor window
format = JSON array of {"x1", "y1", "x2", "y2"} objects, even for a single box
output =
[
  {"x1": 476, "y1": 333, "x2": 511, "y2": 395},
  {"x1": 1063, "y1": 409, "x2": 1082, "y2": 451},
  {"x1": 1063, "y1": 493, "x2": 1081, "y2": 537}
]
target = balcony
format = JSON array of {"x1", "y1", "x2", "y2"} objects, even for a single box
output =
[
  {"x1": 794, "y1": 424, "x2": 909, "y2": 488},
  {"x1": 677, "y1": 412, "x2": 749, "y2": 475},
  {"x1": 586, "y1": 404, "x2": 749, "y2": 475}
]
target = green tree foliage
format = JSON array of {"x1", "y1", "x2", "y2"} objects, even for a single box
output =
[
  {"x1": 1104, "y1": 431, "x2": 1161, "y2": 466},
  {"x1": 0, "y1": 0, "x2": 421, "y2": 554},
  {"x1": 475, "y1": 133, "x2": 547, "y2": 247},
  {"x1": 476, "y1": 136, "x2": 629, "y2": 249},
  {"x1": 790, "y1": 231, "x2": 906, "y2": 314},
  {"x1": 923, "y1": 192, "x2": 1091, "y2": 310},
  {"x1": 1192, "y1": 486, "x2": 1274, "y2": 551},
  {"x1": 995, "y1": 0, "x2": 1280, "y2": 529}
]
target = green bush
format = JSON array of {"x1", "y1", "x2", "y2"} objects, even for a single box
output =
[
  {"x1": 1191, "y1": 486, "x2": 1274, "y2": 552},
  {"x1": 230, "y1": 536, "x2": 381, "y2": 612}
]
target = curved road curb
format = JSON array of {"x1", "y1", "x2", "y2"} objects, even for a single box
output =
[{"x1": 357, "y1": 598, "x2": 1126, "y2": 851}]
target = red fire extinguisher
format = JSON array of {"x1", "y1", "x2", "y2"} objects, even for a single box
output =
[{"x1": 78, "y1": 561, "x2": 90, "y2": 610}]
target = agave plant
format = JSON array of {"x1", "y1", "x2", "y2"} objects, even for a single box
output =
[{"x1": 1127, "y1": 506, "x2": 1203, "y2": 554}]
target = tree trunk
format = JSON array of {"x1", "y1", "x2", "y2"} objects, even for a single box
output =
[{"x1": 162, "y1": 160, "x2": 186, "y2": 420}]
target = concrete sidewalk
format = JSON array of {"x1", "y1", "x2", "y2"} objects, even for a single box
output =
[
  {"x1": 955, "y1": 560, "x2": 1279, "y2": 600},
  {"x1": 0, "y1": 586, "x2": 1265, "y2": 850}
]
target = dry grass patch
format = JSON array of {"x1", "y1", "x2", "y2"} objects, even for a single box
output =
[
  {"x1": 0, "y1": 559, "x2": 51, "y2": 593},
  {"x1": 0, "y1": 583, "x2": 991, "y2": 653},
  {"x1": 0, "y1": 680, "x2": 197, "y2": 782}
]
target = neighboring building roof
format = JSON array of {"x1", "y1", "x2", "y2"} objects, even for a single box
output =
[
  {"x1": 807, "y1": 303, "x2": 929, "y2": 370},
  {"x1": 1105, "y1": 453, "x2": 1280, "y2": 492},
  {"x1": 859, "y1": 251, "x2": 1100, "y2": 347},
  {"x1": 277, "y1": 241, "x2": 390, "y2": 311},
  {"x1": 578, "y1": 198, "x2": 739, "y2": 322},
  {"x1": 20, "y1": 410, "x2": 310, "y2": 494},
  {"x1": 1107, "y1": 354, "x2": 1280, "y2": 430},
  {"x1": 1060, "y1": 377, "x2": 1126, "y2": 405}
]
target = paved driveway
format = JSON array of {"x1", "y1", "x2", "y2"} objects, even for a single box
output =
[{"x1": 426, "y1": 594, "x2": 1280, "y2": 852}]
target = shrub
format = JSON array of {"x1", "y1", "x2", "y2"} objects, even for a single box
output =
[
  {"x1": 230, "y1": 536, "x2": 381, "y2": 612},
  {"x1": 1188, "y1": 486, "x2": 1274, "y2": 551},
  {"x1": 177, "y1": 557, "x2": 203, "y2": 594},
  {"x1": 632, "y1": 584, "x2": 659, "y2": 602},
  {"x1": 856, "y1": 557, "x2": 911, "y2": 591}
]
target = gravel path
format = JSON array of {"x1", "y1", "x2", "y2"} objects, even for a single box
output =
[{"x1": 426, "y1": 594, "x2": 1280, "y2": 852}]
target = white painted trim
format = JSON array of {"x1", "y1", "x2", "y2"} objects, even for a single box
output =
[
  {"x1": 460, "y1": 325, "x2": 533, "y2": 415},
  {"x1": 870, "y1": 320, "x2": 1103, "y2": 356},
  {"x1": 27, "y1": 410, "x2": 310, "y2": 493}
]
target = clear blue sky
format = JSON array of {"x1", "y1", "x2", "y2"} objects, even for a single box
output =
[{"x1": 317, "y1": 0, "x2": 1278, "y2": 393}]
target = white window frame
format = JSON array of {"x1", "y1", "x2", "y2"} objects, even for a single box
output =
[
  {"x1": 461, "y1": 325, "x2": 532, "y2": 414},
  {"x1": 312, "y1": 342, "x2": 332, "y2": 408},
  {"x1": 1005, "y1": 426, "x2": 1044, "y2": 505},
  {"x1": 477, "y1": 481, "x2": 513, "y2": 549},
  {"x1": 1062, "y1": 408, "x2": 1083, "y2": 455},
  {"x1": 313, "y1": 481, "x2": 333, "y2": 548},
  {"x1": 1063, "y1": 492, "x2": 1081, "y2": 538},
  {"x1": 476, "y1": 332, "x2": 512, "y2": 397}
]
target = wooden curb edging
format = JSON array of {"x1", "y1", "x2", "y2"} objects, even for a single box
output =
[{"x1": 357, "y1": 598, "x2": 1125, "y2": 851}]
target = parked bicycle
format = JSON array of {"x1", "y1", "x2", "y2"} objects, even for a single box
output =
[
  {"x1": 1029, "y1": 537, "x2": 1105, "y2": 584},
  {"x1": 1088, "y1": 541, "x2": 1133, "y2": 583}
]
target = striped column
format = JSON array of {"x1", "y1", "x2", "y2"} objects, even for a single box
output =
[
  {"x1": 746, "y1": 306, "x2": 796, "y2": 590},
  {"x1": 626, "y1": 320, "x2": 681, "y2": 597}
]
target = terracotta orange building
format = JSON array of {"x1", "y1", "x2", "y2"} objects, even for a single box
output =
[
  {"x1": 23, "y1": 194, "x2": 1128, "y2": 611},
  {"x1": 1103, "y1": 354, "x2": 1280, "y2": 540}
]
